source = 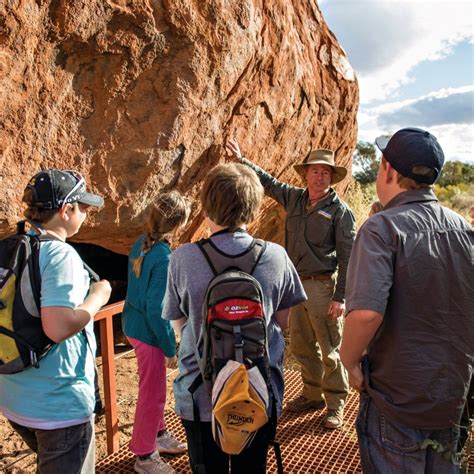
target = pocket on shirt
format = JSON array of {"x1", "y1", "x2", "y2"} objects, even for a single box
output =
[
  {"x1": 305, "y1": 214, "x2": 332, "y2": 247},
  {"x1": 287, "y1": 211, "x2": 304, "y2": 237}
]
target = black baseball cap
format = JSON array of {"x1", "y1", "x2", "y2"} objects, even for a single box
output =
[
  {"x1": 375, "y1": 127, "x2": 445, "y2": 184},
  {"x1": 25, "y1": 170, "x2": 104, "y2": 209}
]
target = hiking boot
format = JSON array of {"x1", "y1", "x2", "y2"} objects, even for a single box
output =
[
  {"x1": 286, "y1": 395, "x2": 326, "y2": 412},
  {"x1": 323, "y1": 408, "x2": 344, "y2": 429},
  {"x1": 156, "y1": 430, "x2": 187, "y2": 455},
  {"x1": 134, "y1": 451, "x2": 175, "y2": 474}
]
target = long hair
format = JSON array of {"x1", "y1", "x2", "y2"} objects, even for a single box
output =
[
  {"x1": 132, "y1": 191, "x2": 191, "y2": 278},
  {"x1": 369, "y1": 200, "x2": 383, "y2": 217}
]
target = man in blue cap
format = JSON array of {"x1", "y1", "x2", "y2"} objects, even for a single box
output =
[{"x1": 341, "y1": 128, "x2": 473, "y2": 472}]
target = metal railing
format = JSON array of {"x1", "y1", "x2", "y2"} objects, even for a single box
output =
[{"x1": 94, "y1": 301, "x2": 124, "y2": 455}]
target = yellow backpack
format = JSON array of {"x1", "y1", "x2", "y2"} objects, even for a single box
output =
[{"x1": 0, "y1": 222, "x2": 53, "y2": 373}]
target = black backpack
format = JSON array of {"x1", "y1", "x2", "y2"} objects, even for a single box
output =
[
  {"x1": 189, "y1": 236, "x2": 284, "y2": 473},
  {"x1": 0, "y1": 221, "x2": 99, "y2": 374}
]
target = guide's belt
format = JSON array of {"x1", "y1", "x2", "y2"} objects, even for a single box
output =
[{"x1": 299, "y1": 273, "x2": 333, "y2": 281}]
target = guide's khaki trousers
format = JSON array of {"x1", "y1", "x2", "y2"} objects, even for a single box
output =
[{"x1": 289, "y1": 277, "x2": 349, "y2": 410}]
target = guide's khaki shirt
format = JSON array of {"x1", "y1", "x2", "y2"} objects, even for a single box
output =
[{"x1": 242, "y1": 158, "x2": 355, "y2": 302}]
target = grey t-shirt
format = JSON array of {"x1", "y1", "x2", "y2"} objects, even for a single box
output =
[
  {"x1": 162, "y1": 231, "x2": 307, "y2": 422},
  {"x1": 346, "y1": 189, "x2": 474, "y2": 429}
]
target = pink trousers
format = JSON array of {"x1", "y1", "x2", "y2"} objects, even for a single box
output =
[{"x1": 128, "y1": 337, "x2": 167, "y2": 456}]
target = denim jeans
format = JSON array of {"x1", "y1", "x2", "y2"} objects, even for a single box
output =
[
  {"x1": 9, "y1": 419, "x2": 95, "y2": 474},
  {"x1": 356, "y1": 392, "x2": 460, "y2": 474}
]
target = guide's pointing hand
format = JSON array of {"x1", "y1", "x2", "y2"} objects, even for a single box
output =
[{"x1": 225, "y1": 138, "x2": 243, "y2": 161}]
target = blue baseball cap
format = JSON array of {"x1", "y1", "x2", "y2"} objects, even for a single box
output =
[{"x1": 375, "y1": 128, "x2": 445, "y2": 184}]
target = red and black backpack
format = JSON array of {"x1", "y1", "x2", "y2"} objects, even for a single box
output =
[
  {"x1": 188, "y1": 235, "x2": 283, "y2": 472},
  {"x1": 196, "y1": 237, "x2": 269, "y2": 392}
]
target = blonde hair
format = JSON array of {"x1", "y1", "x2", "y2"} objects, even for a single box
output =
[
  {"x1": 132, "y1": 191, "x2": 191, "y2": 277},
  {"x1": 369, "y1": 200, "x2": 383, "y2": 217},
  {"x1": 201, "y1": 163, "x2": 264, "y2": 231}
]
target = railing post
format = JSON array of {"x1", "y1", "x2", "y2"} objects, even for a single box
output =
[{"x1": 95, "y1": 301, "x2": 124, "y2": 455}]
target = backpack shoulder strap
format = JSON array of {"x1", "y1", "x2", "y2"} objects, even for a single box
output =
[
  {"x1": 16, "y1": 220, "x2": 27, "y2": 235},
  {"x1": 35, "y1": 232, "x2": 100, "y2": 283},
  {"x1": 11, "y1": 222, "x2": 42, "y2": 313},
  {"x1": 249, "y1": 239, "x2": 266, "y2": 275},
  {"x1": 197, "y1": 238, "x2": 266, "y2": 275},
  {"x1": 196, "y1": 238, "x2": 219, "y2": 276}
]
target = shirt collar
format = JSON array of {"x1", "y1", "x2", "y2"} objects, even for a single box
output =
[
  {"x1": 305, "y1": 187, "x2": 338, "y2": 207},
  {"x1": 209, "y1": 227, "x2": 247, "y2": 238},
  {"x1": 384, "y1": 188, "x2": 438, "y2": 210}
]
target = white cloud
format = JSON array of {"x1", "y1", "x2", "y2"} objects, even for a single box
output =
[
  {"x1": 357, "y1": 87, "x2": 474, "y2": 162},
  {"x1": 320, "y1": 0, "x2": 474, "y2": 162},
  {"x1": 320, "y1": 0, "x2": 473, "y2": 103},
  {"x1": 430, "y1": 123, "x2": 474, "y2": 162},
  {"x1": 377, "y1": 86, "x2": 474, "y2": 128}
]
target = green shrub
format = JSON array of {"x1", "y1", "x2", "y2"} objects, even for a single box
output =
[
  {"x1": 435, "y1": 184, "x2": 473, "y2": 221},
  {"x1": 345, "y1": 182, "x2": 473, "y2": 225}
]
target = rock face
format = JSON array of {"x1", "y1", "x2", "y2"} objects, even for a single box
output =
[{"x1": 0, "y1": 0, "x2": 358, "y2": 254}]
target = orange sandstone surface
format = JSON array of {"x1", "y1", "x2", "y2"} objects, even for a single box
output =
[{"x1": 0, "y1": 0, "x2": 358, "y2": 253}]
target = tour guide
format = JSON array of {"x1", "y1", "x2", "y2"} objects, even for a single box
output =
[{"x1": 226, "y1": 139, "x2": 356, "y2": 429}]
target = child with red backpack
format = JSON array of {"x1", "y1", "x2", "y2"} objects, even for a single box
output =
[{"x1": 162, "y1": 163, "x2": 306, "y2": 473}]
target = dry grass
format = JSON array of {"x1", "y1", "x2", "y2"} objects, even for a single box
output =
[
  {"x1": 344, "y1": 181, "x2": 376, "y2": 230},
  {"x1": 345, "y1": 181, "x2": 473, "y2": 226}
]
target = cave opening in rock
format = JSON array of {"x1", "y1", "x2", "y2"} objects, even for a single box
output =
[{"x1": 69, "y1": 242, "x2": 129, "y2": 349}]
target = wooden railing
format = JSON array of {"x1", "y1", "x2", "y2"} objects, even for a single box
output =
[{"x1": 94, "y1": 301, "x2": 124, "y2": 455}]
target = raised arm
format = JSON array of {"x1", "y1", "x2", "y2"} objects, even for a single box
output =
[{"x1": 225, "y1": 138, "x2": 300, "y2": 209}]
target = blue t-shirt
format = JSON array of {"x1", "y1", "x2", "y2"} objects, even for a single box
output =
[
  {"x1": 0, "y1": 240, "x2": 95, "y2": 429},
  {"x1": 162, "y1": 231, "x2": 307, "y2": 422}
]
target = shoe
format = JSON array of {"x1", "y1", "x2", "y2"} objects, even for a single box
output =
[
  {"x1": 134, "y1": 451, "x2": 175, "y2": 474},
  {"x1": 323, "y1": 408, "x2": 344, "y2": 429},
  {"x1": 286, "y1": 395, "x2": 326, "y2": 412},
  {"x1": 156, "y1": 430, "x2": 187, "y2": 455}
]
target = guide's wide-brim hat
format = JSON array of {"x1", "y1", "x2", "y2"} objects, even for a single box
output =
[{"x1": 293, "y1": 149, "x2": 348, "y2": 184}]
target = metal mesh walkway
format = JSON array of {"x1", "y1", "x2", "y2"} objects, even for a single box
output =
[{"x1": 96, "y1": 369, "x2": 361, "y2": 473}]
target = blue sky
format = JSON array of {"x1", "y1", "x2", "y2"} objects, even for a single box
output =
[{"x1": 319, "y1": 0, "x2": 474, "y2": 162}]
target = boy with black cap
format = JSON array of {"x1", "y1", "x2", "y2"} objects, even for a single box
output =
[
  {"x1": 0, "y1": 170, "x2": 111, "y2": 473},
  {"x1": 341, "y1": 128, "x2": 473, "y2": 472}
]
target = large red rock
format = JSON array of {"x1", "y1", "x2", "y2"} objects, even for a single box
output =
[{"x1": 0, "y1": 0, "x2": 358, "y2": 253}]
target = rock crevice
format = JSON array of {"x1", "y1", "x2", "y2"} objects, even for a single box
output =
[{"x1": 0, "y1": 0, "x2": 358, "y2": 253}]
